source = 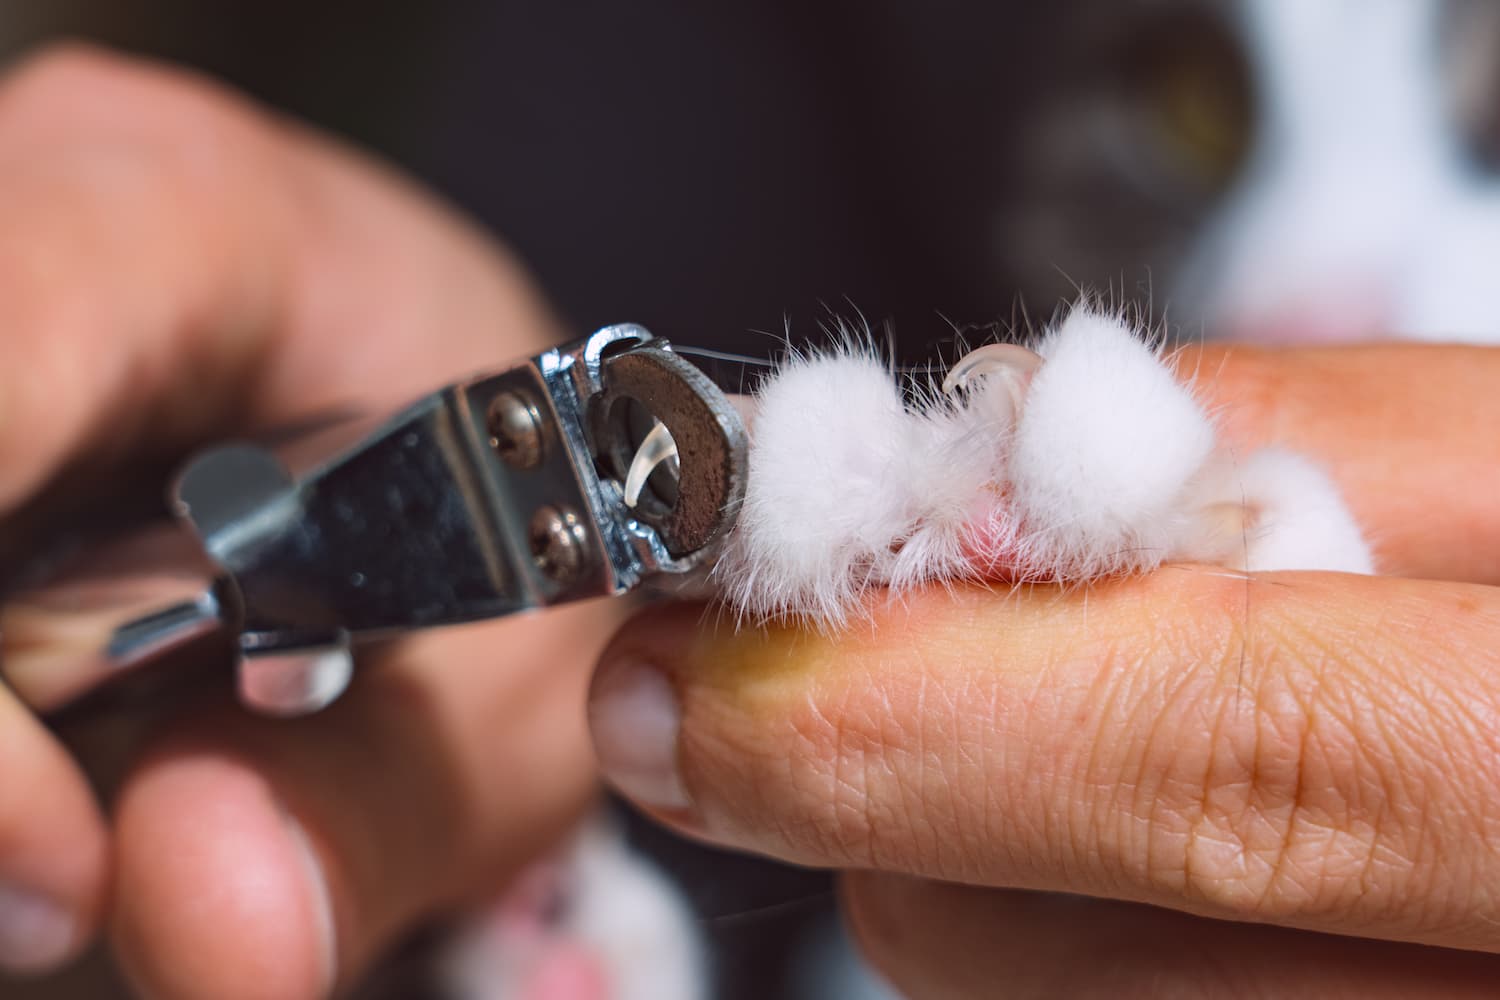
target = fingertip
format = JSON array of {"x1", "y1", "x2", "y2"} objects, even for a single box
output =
[
  {"x1": 588, "y1": 658, "x2": 690, "y2": 814},
  {"x1": 112, "y1": 750, "x2": 336, "y2": 1000},
  {"x1": 0, "y1": 692, "x2": 107, "y2": 977},
  {"x1": 589, "y1": 602, "x2": 749, "y2": 819}
]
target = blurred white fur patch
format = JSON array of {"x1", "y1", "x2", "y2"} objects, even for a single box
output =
[
  {"x1": 715, "y1": 302, "x2": 1373, "y2": 626},
  {"x1": 443, "y1": 812, "x2": 706, "y2": 1000}
]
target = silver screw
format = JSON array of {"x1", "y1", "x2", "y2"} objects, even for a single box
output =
[
  {"x1": 530, "y1": 505, "x2": 587, "y2": 583},
  {"x1": 488, "y1": 391, "x2": 542, "y2": 469}
]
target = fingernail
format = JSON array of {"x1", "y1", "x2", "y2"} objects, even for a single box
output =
[
  {"x1": 283, "y1": 816, "x2": 338, "y2": 996},
  {"x1": 589, "y1": 661, "x2": 691, "y2": 811},
  {"x1": 0, "y1": 883, "x2": 75, "y2": 974}
]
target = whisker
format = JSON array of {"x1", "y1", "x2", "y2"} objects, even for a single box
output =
[
  {"x1": 698, "y1": 889, "x2": 835, "y2": 928},
  {"x1": 671, "y1": 345, "x2": 779, "y2": 367}
]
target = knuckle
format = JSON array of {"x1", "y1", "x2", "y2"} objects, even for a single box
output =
[
  {"x1": 1, "y1": 42, "x2": 183, "y2": 124},
  {"x1": 0, "y1": 41, "x2": 275, "y2": 168},
  {"x1": 0, "y1": 45, "x2": 292, "y2": 506},
  {"x1": 1140, "y1": 624, "x2": 1463, "y2": 925},
  {"x1": 2, "y1": 40, "x2": 124, "y2": 92}
]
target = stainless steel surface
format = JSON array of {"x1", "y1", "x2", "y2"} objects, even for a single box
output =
[
  {"x1": 0, "y1": 523, "x2": 223, "y2": 711},
  {"x1": 1, "y1": 325, "x2": 749, "y2": 717}
]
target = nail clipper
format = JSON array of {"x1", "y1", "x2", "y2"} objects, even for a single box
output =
[{"x1": 0, "y1": 325, "x2": 748, "y2": 717}]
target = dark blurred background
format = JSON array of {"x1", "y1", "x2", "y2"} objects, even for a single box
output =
[{"x1": 0, "y1": 2, "x2": 1109, "y2": 364}]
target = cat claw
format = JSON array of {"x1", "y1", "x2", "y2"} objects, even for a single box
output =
[
  {"x1": 942, "y1": 342, "x2": 1044, "y2": 431},
  {"x1": 623, "y1": 420, "x2": 681, "y2": 508},
  {"x1": 942, "y1": 343, "x2": 1043, "y2": 424},
  {"x1": 941, "y1": 343, "x2": 1044, "y2": 396}
]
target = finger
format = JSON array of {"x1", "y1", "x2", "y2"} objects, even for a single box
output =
[
  {"x1": 113, "y1": 600, "x2": 615, "y2": 1000},
  {"x1": 590, "y1": 572, "x2": 1500, "y2": 951},
  {"x1": 0, "y1": 684, "x2": 105, "y2": 976},
  {"x1": 0, "y1": 44, "x2": 560, "y2": 986},
  {"x1": 0, "y1": 39, "x2": 570, "y2": 989},
  {"x1": 1180, "y1": 343, "x2": 1500, "y2": 583},
  {"x1": 842, "y1": 873, "x2": 1500, "y2": 1000},
  {"x1": 0, "y1": 43, "x2": 558, "y2": 516}
]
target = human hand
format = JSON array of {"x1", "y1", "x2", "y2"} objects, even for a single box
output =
[
  {"x1": 0, "y1": 45, "x2": 616, "y2": 998},
  {"x1": 588, "y1": 343, "x2": 1500, "y2": 997}
]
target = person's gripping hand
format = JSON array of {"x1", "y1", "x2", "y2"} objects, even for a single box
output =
[
  {"x1": 589, "y1": 343, "x2": 1500, "y2": 997},
  {"x1": 0, "y1": 45, "x2": 616, "y2": 998}
]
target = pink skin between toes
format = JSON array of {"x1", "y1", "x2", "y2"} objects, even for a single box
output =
[{"x1": 472, "y1": 862, "x2": 612, "y2": 1000}]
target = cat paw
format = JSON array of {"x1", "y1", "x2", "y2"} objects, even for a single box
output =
[{"x1": 715, "y1": 302, "x2": 1372, "y2": 626}]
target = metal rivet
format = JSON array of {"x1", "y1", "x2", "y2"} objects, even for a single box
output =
[
  {"x1": 530, "y1": 505, "x2": 587, "y2": 583},
  {"x1": 488, "y1": 391, "x2": 542, "y2": 469}
]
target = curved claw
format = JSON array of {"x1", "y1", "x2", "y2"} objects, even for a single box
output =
[
  {"x1": 943, "y1": 343, "x2": 1045, "y2": 427},
  {"x1": 941, "y1": 343, "x2": 1044, "y2": 397},
  {"x1": 623, "y1": 421, "x2": 680, "y2": 509}
]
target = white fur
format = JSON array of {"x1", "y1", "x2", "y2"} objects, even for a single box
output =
[
  {"x1": 719, "y1": 349, "x2": 914, "y2": 625},
  {"x1": 563, "y1": 821, "x2": 706, "y2": 1000},
  {"x1": 719, "y1": 347, "x2": 1001, "y2": 625},
  {"x1": 1007, "y1": 308, "x2": 1217, "y2": 578},
  {"x1": 1183, "y1": 0, "x2": 1500, "y2": 343},
  {"x1": 1227, "y1": 448, "x2": 1375, "y2": 574},
  {"x1": 443, "y1": 814, "x2": 705, "y2": 1000},
  {"x1": 716, "y1": 304, "x2": 1373, "y2": 626}
]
